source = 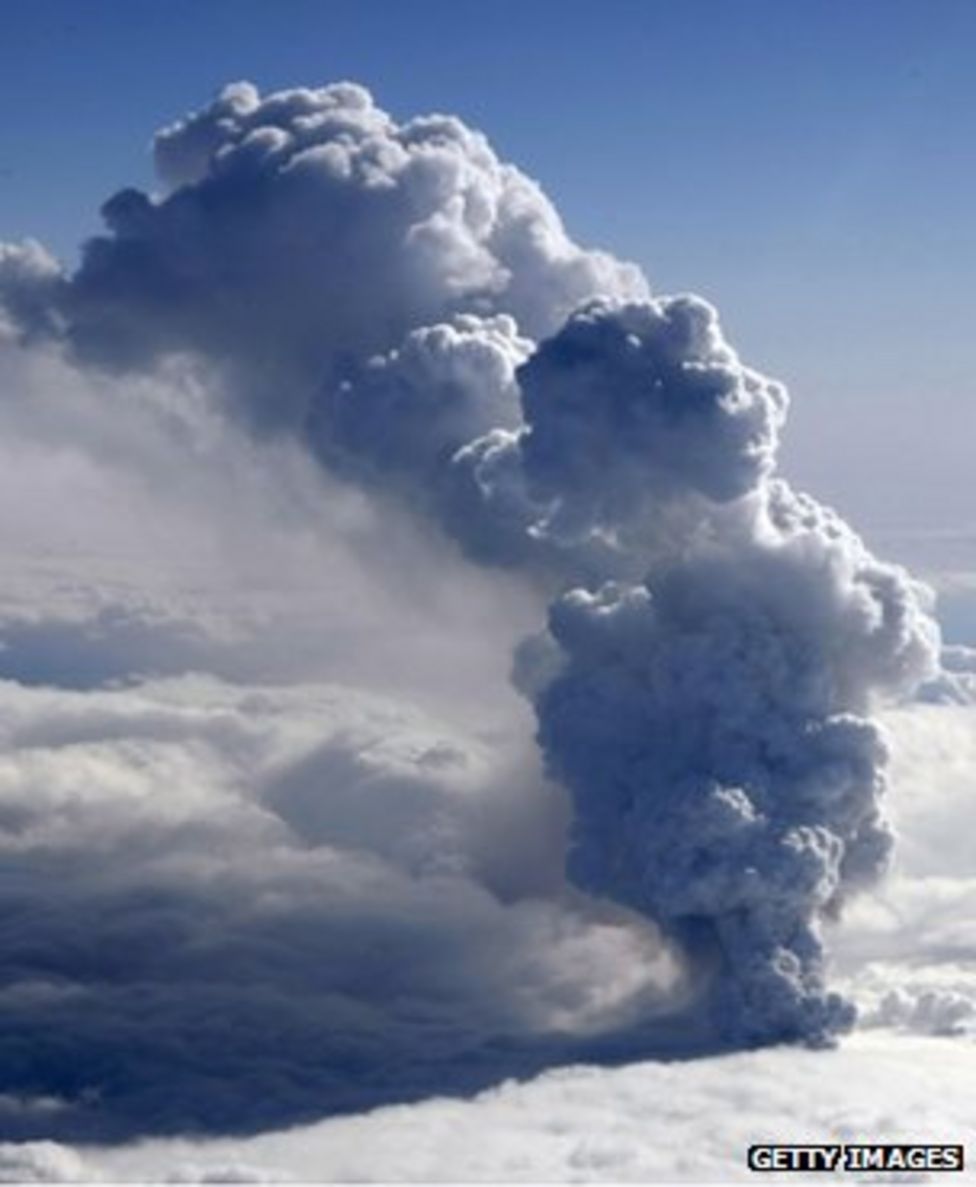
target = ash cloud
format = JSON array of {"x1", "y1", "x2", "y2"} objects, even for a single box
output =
[
  {"x1": 531, "y1": 480, "x2": 936, "y2": 1044},
  {"x1": 312, "y1": 313, "x2": 530, "y2": 511},
  {"x1": 0, "y1": 76, "x2": 951, "y2": 1143},
  {"x1": 8, "y1": 81, "x2": 643, "y2": 434},
  {"x1": 458, "y1": 293, "x2": 938, "y2": 1044},
  {"x1": 449, "y1": 295, "x2": 789, "y2": 578}
]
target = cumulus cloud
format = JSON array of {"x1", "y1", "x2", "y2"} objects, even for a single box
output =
[
  {"x1": 0, "y1": 75, "x2": 966, "y2": 1159},
  {"x1": 859, "y1": 983, "x2": 975, "y2": 1037},
  {"x1": 453, "y1": 296, "x2": 787, "y2": 571},
  {"x1": 0, "y1": 242, "x2": 64, "y2": 344},
  {"x1": 919, "y1": 642, "x2": 976, "y2": 704},
  {"x1": 2, "y1": 81, "x2": 644, "y2": 434},
  {"x1": 311, "y1": 312, "x2": 530, "y2": 507}
]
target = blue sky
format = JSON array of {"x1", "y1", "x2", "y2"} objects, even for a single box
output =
[{"x1": 1, "y1": 0, "x2": 973, "y2": 542}]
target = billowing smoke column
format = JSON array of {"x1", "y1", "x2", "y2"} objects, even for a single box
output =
[
  {"x1": 502, "y1": 298, "x2": 939, "y2": 1043},
  {"x1": 2, "y1": 80, "x2": 642, "y2": 431},
  {"x1": 0, "y1": 81, "x2": 941, "y2": 1048},
  {"x1": 531, "y1": 500, "x2": 936, "y2": 1044}
]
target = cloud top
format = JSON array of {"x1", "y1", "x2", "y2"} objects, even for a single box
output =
[{"x1": 6, "y1": 81, "x2": 644, "y2": 437}]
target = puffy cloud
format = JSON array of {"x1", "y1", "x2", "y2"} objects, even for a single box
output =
[
  {"x1": 859, "y1": 983, "x2": 975, "y2": 1037},
  {"x1": 1, "y1": 82, "x2": 644, "y2": 436},
  {"x1": 311, "y1": 312, "x2": 530, "y2": 503},
  {"x1": 831, "y1": 702, "x2": 976, "y2": 1042},
  {"x1": 441, "y1": 295, "x2": 788, "y2": 580},
  {"x1": 531, "y1": 493, "x2": 937, "y2": 1045},
  {"x1": 0, "y1": 73, "x2": 964, "y2": 1158},
  {"x1": 0, "y1": 242, "x2": 64, "y2": 344},
  {"x1": 0, "y1": 1141, "x2": 88, "y2": 1183},
  {"x1": 919, "y1": 642, "x2": 976, "y2": 704},
  {"x1": 510, "y1": 296, "x2": 785, "y2": 543},
  {"x1": 438, "y1": 287, "x2": 939, "y2": 1048}
]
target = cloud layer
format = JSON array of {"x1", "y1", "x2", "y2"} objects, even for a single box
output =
[
  {"x1": 0, "y1": 77, "x2": 966, "y2": 1152},
  {"x1": 8, "y1": 1031, "x2": 974, "y2": 1183},
  {"x1": 0, "y1": 671, "x2": 686, "y2": 1141},
  {"x1": 5, "y1": 694, "x2": 976, "y2": 1176}
]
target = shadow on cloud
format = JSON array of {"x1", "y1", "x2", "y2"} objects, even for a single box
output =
[{"x1": 0, "y1": 676, "x2": 700, "y2": 1143}]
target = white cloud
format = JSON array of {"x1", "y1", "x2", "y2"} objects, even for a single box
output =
[
  {"x1": 20, "y1": 1031, "x2": 971, "y2": 1183},
  {"x1": 0, "y1": 1142, "x2": 88, "y2": 1184},
  {"x1": 0, "y1": 75, "x2": 971, "y2": 1172},
  {"x1": 3, "y1": 82, "x2": 644, "y2": 436}
]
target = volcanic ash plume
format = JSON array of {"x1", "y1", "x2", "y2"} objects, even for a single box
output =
[
  {"x1": 513, "y1": 301, "x2": 940, "y2": 1044},
  {"x1": 0, "y1": 82, "x2": 942, "y2": 1052}
]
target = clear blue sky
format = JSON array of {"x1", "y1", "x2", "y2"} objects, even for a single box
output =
[{"x1": 1, "y1": 0, "x2": 973, "y2": 548}]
